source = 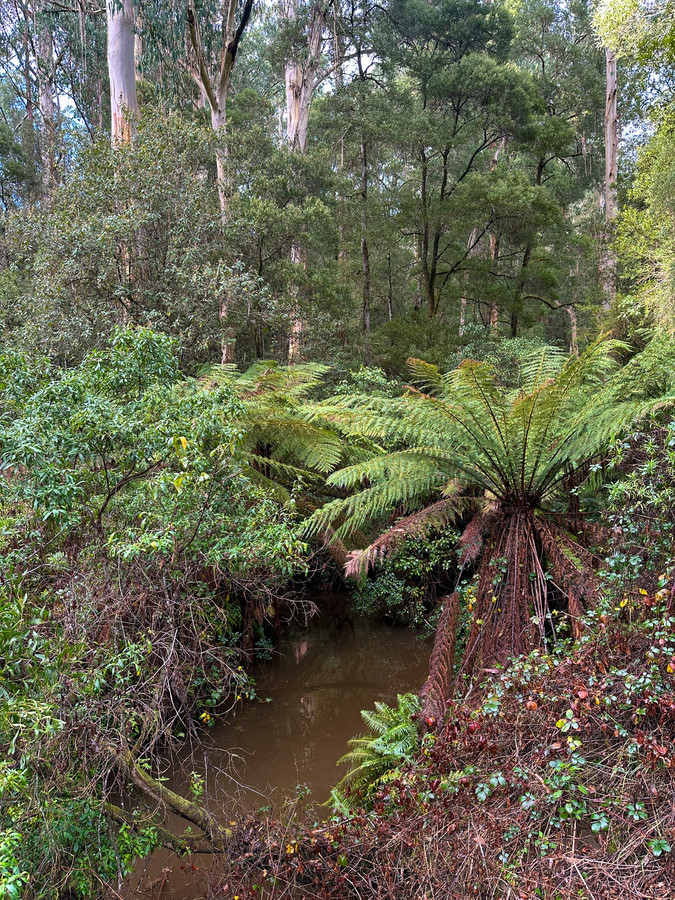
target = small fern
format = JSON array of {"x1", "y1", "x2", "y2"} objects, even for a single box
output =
[{"x1": 331, "y1": 693, "x2": 421, "y2": 812}]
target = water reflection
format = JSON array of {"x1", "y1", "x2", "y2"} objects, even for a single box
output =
[
  {"x1": 127, "y1": 612, "x2": 432, "y2": 897},
  {"x1": 212, "y1": 617, "x2": 431, "y2": 808}
]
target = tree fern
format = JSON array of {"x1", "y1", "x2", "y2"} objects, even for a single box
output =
[
  {"x1": 201, "y1": 360, "x2": 353, "y2": 494},
  {"x1": 308, "y1": 339, "x2": 675, "y2": 680}
]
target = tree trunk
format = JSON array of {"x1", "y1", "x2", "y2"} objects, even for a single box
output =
[
  {"x1": 387, "y1": 253, "x2": 394, "y2": 320},
  {"x1": 210, "y1": 97, "x2": 230, "y2": 213},
  {"x1": 282, "y1": 1, "x2": 326, "y2": 359},
  {"x1": 184, "y1": 0, "x2": 254, "y2": 362},
  {"x1": 360, "y1": 134, "x2": 371, "y2": 332},
  {"x1": 37, "y1": 14, "x2": 55, "y2": 198},
  {"x1": 107, "y1": 0, "x2": 139, "y2": 144},
  {"x1": 566, "y1": 305, "x2": 579, "y2": 356},
  {"x1": 487, "y1": 139, "x2": 506, "y2": 329},
  {"x1": 489, "y1": 232, "x2": 500, "y2": 331},
  {"x1": 284, "y1": 0, "x2": 325, "y2": 153},
  {"x1": 601, "y1": 48, "x2": 618, "y2": 309},
  {"x1": 604, "y1": 49, "x2": 618, "y2": 224},
  {"x1": 185, "y1": 0, "x2": 253, "y2": 212},
  {"x1": 459, "y1": 227, "x2": 478, "y2": 336},
  {"x1": 288, "y1": 242, "x2": 304, "y2": 363},
  {"x1": 21, "y1": 14, "x2": 36, "y2": 179}
]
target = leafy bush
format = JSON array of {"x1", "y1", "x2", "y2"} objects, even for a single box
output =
[
  {"x1": 604, "y1": 417, "x2": 675, "y2": 595},
  {"x1": 0, "y1": 328, "x2": 310, "y2": 897},
  {"x1": 352, "y1": 529, "x2": 458, "y2": 625}
]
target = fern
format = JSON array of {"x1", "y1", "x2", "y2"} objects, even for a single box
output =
[
  {"x1": 308, "y1": 339, "x2": 675, "y2": 679},
  {"x1": 331, "y1": 693, "x2": 421, "y2": 811},
  {"x1": 200, "y1": 360, "x2": 351, "y2": 497}
]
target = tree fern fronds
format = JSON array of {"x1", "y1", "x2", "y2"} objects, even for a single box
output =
[
  {"x1": 246, "y1": 417, "x2": 345, "y2": 473},
  {"x1": 518, "y1": 345, "x2": 568, "y2": 393},
  {"x1": 204, "y1": 360, "x2": 330, "y2": 397},
  {"x1": 406, "y1": 357, "x2": 445, "y2": 393},
  {"x1": 344, "y1": 496, "x2": 462, "y2": 579},
  {"x1": 245, "y1": 468, "x2": 292, "y2": 504},
  {"x1": 420, "y1": 593, "x2": 460, "y2": 726}
]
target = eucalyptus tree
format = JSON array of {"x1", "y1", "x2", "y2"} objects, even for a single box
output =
[
  {"x1": 282, "y1": 0, "x2": 328, "y2": 153},
  {"x1": 106, "y1": 0, "x2": 138, "y2": 143},
  {"x1": 137, "y1": 0, "x2": 254, "y2": 212}
]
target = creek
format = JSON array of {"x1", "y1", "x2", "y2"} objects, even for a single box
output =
[{"x1": 126, "y1": 597, "x2": 432, "y2": 898}]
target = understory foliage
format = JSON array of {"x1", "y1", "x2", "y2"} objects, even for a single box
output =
[
  {"x1": 351, "y1": 529, "x2": 459, "y2": 625},
  {"x1": 330, "y1": 693, "x2": 422, "y2": 812},
  {"x1": 604, "y1": 418, "x2": 675, "y2": 597},
  {"x1": 0, "y1": 328, "x2": 309, "y2": 896}
]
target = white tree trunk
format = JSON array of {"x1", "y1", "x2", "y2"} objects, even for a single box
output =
[
  {"x1": 284, "y1": 0, "x2": 325, "y2": 153},
  {"x1": 107, "y1": 0, "x2": 139, "y2": 144},
  {"x1": 283, "y1": 1, "x2": 325, "y2": 359},
  {"x1": 210, "y1": 99, "x2": 229, "y2": 213}
]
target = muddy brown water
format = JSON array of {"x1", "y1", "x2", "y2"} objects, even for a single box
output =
[{"x1": 125, "y1": 610, "x2": 432, "y2": 898}]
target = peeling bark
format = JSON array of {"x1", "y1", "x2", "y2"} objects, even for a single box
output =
[{"x1": 284, "y1": 0, "x2": 326, "y2": 153}]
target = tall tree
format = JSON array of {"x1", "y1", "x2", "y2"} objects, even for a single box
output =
[
  {"x1": 185, "y1": 0, "x2": 254, "y2": 212},
  {"x1": 106, "y1": 0, "x2": 138, "y2": 143},
  {"x1": 283, "y1": 0, "x2": 327, "y2": 153}
]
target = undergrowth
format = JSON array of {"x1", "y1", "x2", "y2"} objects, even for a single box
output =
[{"x1": 207, "y1": 592, "x2": 675, "y2": 899}]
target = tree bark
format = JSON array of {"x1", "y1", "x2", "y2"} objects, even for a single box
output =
[
  {"x1": 459, "y1": 227, "x2": 478, "y2": 336},
  {"x1": 282, "y1": 1, "x2": 326, "y2": 360},
  {"x1": 107, "y1": 0, "x2": 139, "y2": 144},
  {"x1": 110, "y1": 745, "x2": 232, "y2": 848},
  {"x1": 184, "y1": 0, "x2": 253, "y2": 362},
  {"x1": 37, "y1": 13, "x2": 55, "y2": 198},
  {"x1": 185, "y1": 0, "x2": 253, "y2": 214},
  {"x1": 604, "y1": 49, "x2": 618, "y2": 224},
  {"x1": 601, "y1": 48, "x2": 618, "y2": 309},
  {"x1": 288, "y1": 242, "x2": 304, "y2": 363},
  {"x1": 566, "y1": 305, "x2": 578, "y2": 356},
  {"x1": 284, "y1": 0, "x2": 326, "y2": 153},
  {"x1": 360, "y1": 133, "x2": 371, "y2": 331}
]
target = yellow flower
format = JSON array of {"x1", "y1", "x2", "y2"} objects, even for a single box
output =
[{"x1": 639, "y1": 588, "x2": 648, "y2": 595}]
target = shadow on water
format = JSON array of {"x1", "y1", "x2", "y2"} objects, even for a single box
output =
[{"x1": 125, "y1": 599, "x2": 432, "y2": 898}]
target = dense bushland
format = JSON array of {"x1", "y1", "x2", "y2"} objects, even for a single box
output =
[{"x1": 3, "y1": 0, "x2": 675, "y2": 896}]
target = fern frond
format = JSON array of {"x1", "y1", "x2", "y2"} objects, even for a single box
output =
[{"x1": 344, "y1": 495, "x2": 462, "y2": 578}]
